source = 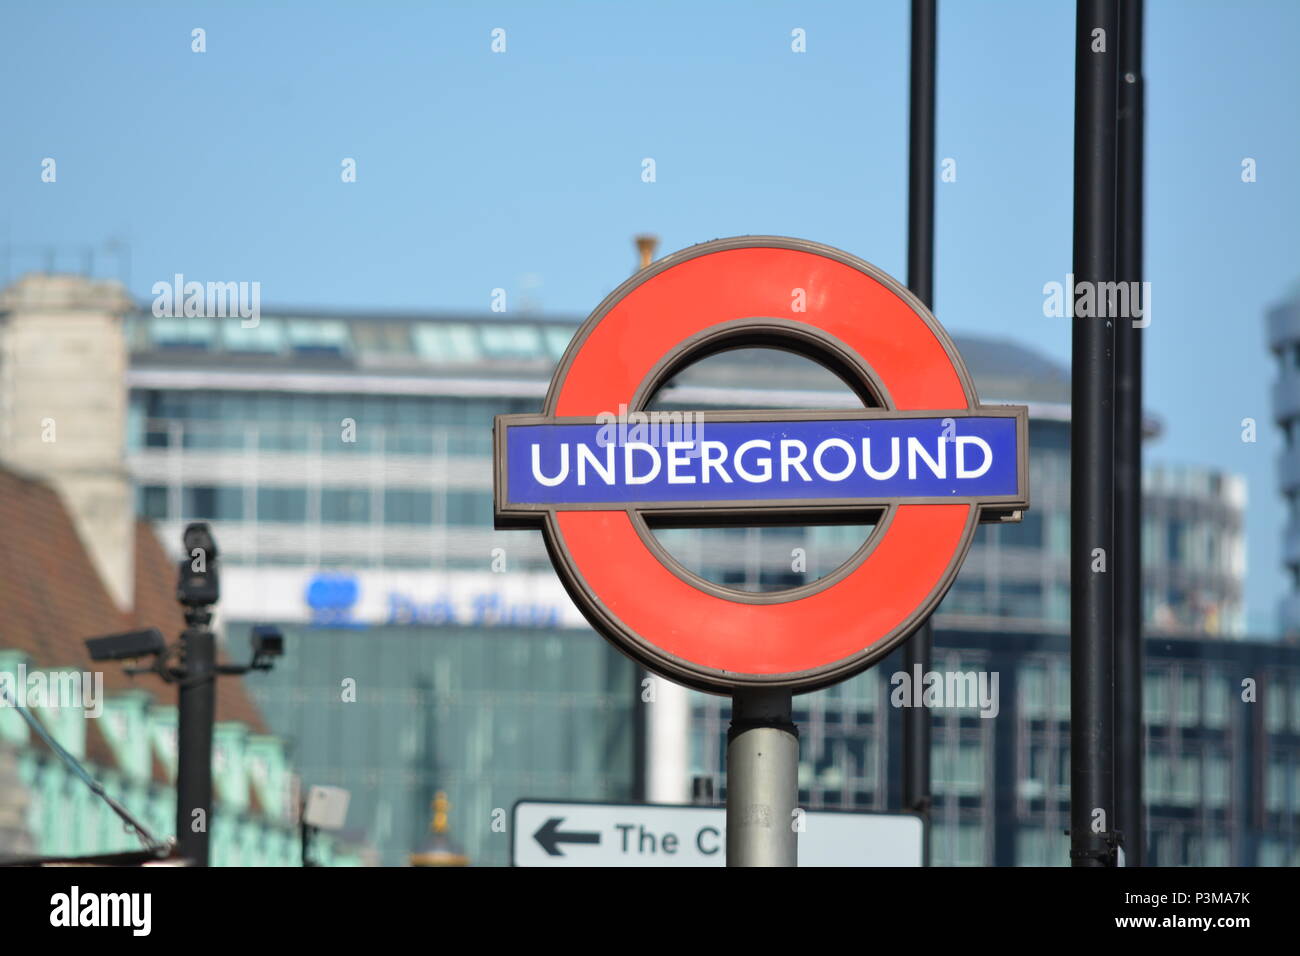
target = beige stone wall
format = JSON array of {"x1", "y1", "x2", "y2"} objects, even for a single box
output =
[{"x1": 0, "y1": 274, "x2": 136, "y2": 609}]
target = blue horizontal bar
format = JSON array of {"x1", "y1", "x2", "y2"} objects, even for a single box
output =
[{"x1": 505, "y1": 416, "x2": 1020, "y2": 506}]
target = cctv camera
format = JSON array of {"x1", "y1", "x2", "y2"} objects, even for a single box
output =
[
  {"x1": 250, "y1": 625, "x2": 284, "y2": 659},
  {"x1": 85, "y1": 628, "x2": 166, "y2": 662},
  {"x1": 182, "y1": 522, "x2": 218, "y2": 560},
  {"x1": 177, "y1": 522, "x2": 220, "y2": 607}
]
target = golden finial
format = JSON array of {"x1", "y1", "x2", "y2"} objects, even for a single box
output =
[
  {"x1": 410, "y1": 789, "x2": 469, "y2": 866},
  {"x1": 432, "y1": 791, "x2": 450, "y2": 834}
]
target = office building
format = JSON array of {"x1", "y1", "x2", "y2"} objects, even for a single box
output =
[{"x1": 1268, "y1": 282, "x2": 1300, "y2": 637}]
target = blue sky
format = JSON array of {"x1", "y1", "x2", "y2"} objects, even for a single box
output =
[{"x1": 3, "y1": 1, "x2": 1298, "y2": 632}]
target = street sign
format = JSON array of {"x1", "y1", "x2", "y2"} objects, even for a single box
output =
[
  {"x1": 512, "y1": 800, "x2": 924, "y2": 867},
  {"x1": 494, "y1": 236, "x2": 1029, "y2": 695},
  {"x1": 303, "y1": 785, "x2": 350, "y2": 831}
]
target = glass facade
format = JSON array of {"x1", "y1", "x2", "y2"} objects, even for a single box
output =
[
  {"x1": 686, "y1": 633, "x2": 1300, "y2": 866},
  {"x1": 247, "y1": 624, "x2": 636, "y2": 867},
  {"x1": 126, "y1": 391, "x2": 1246, "y2": 634}
]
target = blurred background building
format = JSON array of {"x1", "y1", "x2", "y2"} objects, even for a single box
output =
[
  {"x1": 0, "y1": 275, "x2": 365, "y2": 865},
  {"x1": 101, "y1": 270, "x2": 1274, "y2": 866},
  {"x1": 2, "y1": 269, "x2": 1293, "y2": 866},
  {"x1": 1269, "y1": 281, "x2": 1300, "y2": 639}
]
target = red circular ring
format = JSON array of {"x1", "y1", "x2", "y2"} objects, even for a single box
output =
[{"x1": 543, "y1": 238, "x2": 980, "y2": 693}]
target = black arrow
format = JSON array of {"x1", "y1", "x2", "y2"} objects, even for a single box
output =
[{"x1": 534, "y1": 817, "x2": 601, "y2": 857}]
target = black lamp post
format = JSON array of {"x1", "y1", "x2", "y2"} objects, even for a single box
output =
[{"x1": 86, "y1": 522, "x2": 283, "y2": 866}]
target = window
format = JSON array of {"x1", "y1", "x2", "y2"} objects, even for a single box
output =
[
  {"x1": 999, "y1": 581, "x2": 1043, "y2": 620},
  {"x1": 412, "y1": 323, "x2": 480, "y2": 363},
  {"x1": 259, "y1": 552, "x2": 310, "y2": 567},
  {"x1": 1145, "y1": 751, "x2": 1169, "y2": 803},
  {"x1": 286, "y1": 318, "x2": 349, "y2": 355},
  {"x1": 842, "y1": 671, "x2": 875, "y2": 713},
  {"x1": 182, "y1": 485, "x2": 243, "y2": 520},
  {"x1": 182, "y1": 421, "x2": 247, "y2": 451},
  {"x1": 1000, "y1": 512, "x2": 1044, "y2": 548},
  {"x1": 429, "y1": 397, "x2": 470, "y2": 427},
  {"x1": 259, "y1": 426, "x2": 312, "y2": 453},
  {"x1": 760, "y1": 570, "x2": 805, "y2": 590},
  {"x1": 321, "y1": 488, "x2": 371, "y2": 523},
  {"x1": 1265, "y1": 679, "x2": 1288, "y2": 733},
  {"x1": 350, "y1": 322, "x2": 409, "y2": 357},
  {"x1": 1144, "y1": 669, "x2": 1170, "y2": 722},
  {"x1": 137, "y1": 485, "x2": 168, "y2": 520},
  {"x1": 1051, "y1": 663, "x2": 1070, "y2": 720},
  {"x1": 1016, "y1": 828, "x2": 1052, "y2": 866},
  {"x1": 1205, "y1": 753, "x2": 1230, "y2": 808},
  {"x1": 1202, "y1": 838, "x2": 1230, "y2": 867},
  {"x1": 1046, "y1": 583, "x2": 1069, "y2": 623},
  {"x1": 1264, "y1": 757, "x2": 1287, "y2": 812},
  {"x1": 1166, "y1": 519, "x2": 1185, "y2": 564},
  {"x1": 543, "y1": 326, "x2": 574, "y2": 359},
  {"x1": 381, "y1": 553, "x2": 433, "y2": 569},
  {"x1": 150, "y1": 316, "x2": 216, "y2": 349},
  {"x1": 1203, "y1": 672, "x2": 1229, "y2": 728},
  {"x1": 1021, "y1": 743, "x2": 1048, "y2": 798},
  {"x1": 955, "y1": 824, "x2": 985, "y2": 866},
  {"x1": 944, "y1": 578, "x2": 988, "y2": 616},
  {"x1": 319, "y1": 554, "x2": 372, "y2": 569},
  {"x1": 144, "y1": 423, "x2": 172, "y2": 449},
  {"x1": 1028, "y1": 421, "x2": 1069, "y2": 451},
  {"x1": 479, "y1": 323, "x2": 543, "y2": 359},
  {"x1": 1171, "y1": 754, "x2": 1199, "y2": 805},
  {"x1": 1177, "y1": 672, "x2": 1201, "y2": 727},
  {"x1": 1050, "y1": 513, "x2": 1070, "y2": 558},
  {"x1": 257, "y1": 487, "x2": 308, "y2": 522},
  {"x1": 935, "y1": 739, "x2": 983, "y2": 796},
  {"x1": 444, "y1": 489, "x2": 488, "y2": 528},
  {"x1": 387, "y1": 430, "x2": 435, "y2": 455},
  {"x1": 222, "y1": 317, "x2": 285, "y2": 353},
  {"x1": 811, "y1": 739, "x2": 842, "y2": 792},
  {"x1": 1018, "y1": 663, "x2": 1047, "y2": 719},
  {"x1": 925, "y1": 821, "x2": 987, "y2": 867},
  {"x1": 384, "y1": 489, "x2": 433, "y2": 525}
]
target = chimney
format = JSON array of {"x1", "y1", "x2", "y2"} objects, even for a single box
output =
[
  {"x1": 0, "y1": 274, "x2": 136, "y2": 610},
  {"x1": 634, "y1": 234, "x2": 659, "y2": 272}
]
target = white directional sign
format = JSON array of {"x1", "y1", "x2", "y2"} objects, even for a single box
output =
[{"x1": 512, "y1": 800, "x2": 924, "y2": 867}]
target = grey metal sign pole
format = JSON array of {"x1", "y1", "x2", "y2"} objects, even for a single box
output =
[{"x1": 726, "y1": 689, "x2": 798, "y2": 866}]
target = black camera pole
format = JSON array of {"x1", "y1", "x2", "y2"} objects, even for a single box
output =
[
  {"x1": 173, "y1": 522, "x2": 222, "y2": 868},
  {"x1": 86, "y1": 523, "x2": 282, "y2": 867},
  {"x1": 176, "y1": 604, "x2": 217, "y2": 866}
]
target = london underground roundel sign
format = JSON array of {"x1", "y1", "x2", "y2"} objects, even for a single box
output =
[{"x1": 494, "y1": 237, "x2": 1029, "y2": 695}]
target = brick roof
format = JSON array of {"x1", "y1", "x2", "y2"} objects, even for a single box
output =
[{"x1": 0, "y1": 466, "x2": 265, "y2": 731}]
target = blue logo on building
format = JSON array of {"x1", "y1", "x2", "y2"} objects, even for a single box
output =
[{"x1": 305, "y1": 573, "x2": 361, "y2": 627}]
